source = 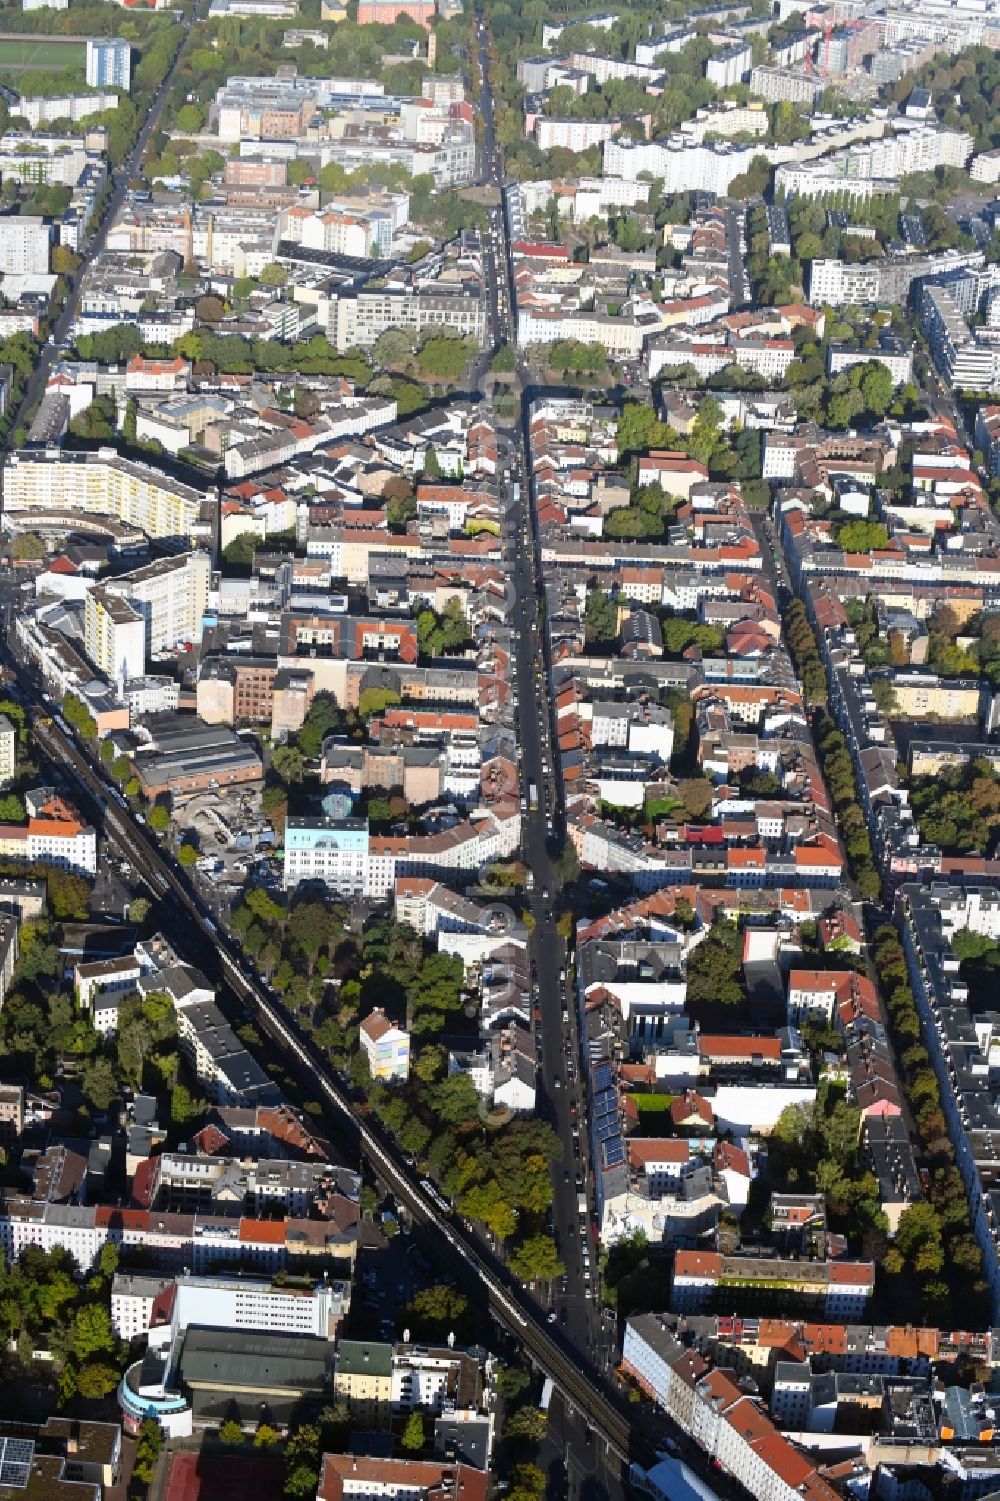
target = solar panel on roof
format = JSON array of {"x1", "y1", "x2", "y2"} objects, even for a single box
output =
[
  {"x1": 596, "y1": 1116, "x2": 619, "y2": 1142},
  {"x1": 604, "y1": 1139, "x2": 625, "y2": 1168},
  {"x1": 0, "y1": 1437, "x2": 34, "y2": 1489},
  {"x1": 594, "y1": 1061, "x2": 614, "y2": 1092}
]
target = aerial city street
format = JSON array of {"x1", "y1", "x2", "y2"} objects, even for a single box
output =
[{"x1": 0, "y1": 0, "x2": 998, "y2": 1498}]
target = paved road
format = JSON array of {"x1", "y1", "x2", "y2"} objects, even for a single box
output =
[
  {"x1": 750, "y1": 510, "x2": 791, "y2": 602},
  {"x1": 8, "y1": 1, "x2": 208, "y2": 436},
  {"x1": 472, "y1": 13, "x2": 623, "y2": 1499}
]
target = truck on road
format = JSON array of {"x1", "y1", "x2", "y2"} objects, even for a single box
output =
[{"x1": 528, "y1": 780, "x2": 538, "y2": 810}]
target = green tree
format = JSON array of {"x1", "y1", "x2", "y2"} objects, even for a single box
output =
[
  {"x1": 76, "y1": 1362, "x2": 120, "y2": 1399},
  {"x1": 405, "y1": 1283, "x2": 469, "y2": 1337},
  {"x1": 11, "y1": 533, "x2": 45, "y2": 562},
  {"x1": 857, "y1": 361, "x2": 894, "y2": 416},
  {"x1": 258, "y1": 263, "x2": 288, "y2": 288},
  {"x1": 148, "y1": 804, "x2": 170, "y2": 833},
  {"x1": 894, "y1": 1201, "x2": 945, "y2": 1275},
  {"x1": 508, "y1": 1234, "x2": 564, "y2": 1285},
  {"x1": 273, "y1": 745, "x2": 305, "y2": 783},
  {"x1": 417, "y1": 337, "x2": 473, "y2": 383},
  {"x1": 508, "y1": 1463, "x2": 546, "y2": 1501},
  {"x1": 177, "y1": 842, "x2": 199, "y2": 867},
  {"x1": 506, "y1": 1405, "x2": 548, "y2": 1443},
  {"x1": 97, "y1": 1241, "x2": 119, "y2": 1280},
  {"x1": 71, "y1": 1303, "x2": 116, "y2": 1362},
  {"x1": 836, "y1": 519, "x2": 889, "y2": 553},
  {"x1": 422, "y1": 445, "x2": 442, "y2": 479},
  {"x1": 219, "y1": 1419, "x2": 244, "y2": 1445},
  {"x1": 584, "y1": 587, "x2": 617, "y2": 645},
  {"x1": 133, "y1": 1421, "x2": 162, "y2": 1485},
  {"x1": 0, "y1": 793, "x2": 24, "y2": 822},
  {"x1": 497, "y1": 1365, "x2": 530, "y2": 1399},
  {"x1": 127, "y1": 897, "x2": 151, "y2": 925},
  {"x1": 430, "y1": 1072, "x2": 480, "y2": 1126},
  {"x1": 685, "y1": 919, "x2": 745, "y2": 1010},
  {"x1": 297, "y1": 691, "x2": 342, "y2": 758},
  {"x1": 0, "y1": 700, "x2": 26, "y2": 744},
  {"x1": 400, "y1": 1412, "x2": 424, "y2": 1452},
  {"x1": 170, "y1": 1083, "x2": 200, "y2": 1127},
  {"x1": 373, "y1": 328, "x2": 415, "y2": 366},
  {"x1": 175, "y1": 102, "x2": 205, "y2": 132},
  {"x1": 82, "y1": 1057, "x2": 117, "y2": 1112},
  {"x1": 678, "y1": 777, "x2": 714, "y2": 819},
  {"x1": 358, "y1": 687, "x2": 401, "y2": 720},
  {"x1": 604, "y1": 505, "x2": 661, "y2": 540}
]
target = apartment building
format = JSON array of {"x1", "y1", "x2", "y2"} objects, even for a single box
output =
[
  {"x1": 16, "y1": 92, "x2": 118, "y2": 127},
  {"x1": 2, "y1": 449, "x2": 215, "y2": 551},
  {"x1": 74, "y1": 953, "x2": 143, "y2": 1035},
  {"x1": 516, "y1": 306, "x2": 646, "y2": 359},
  {"x1": 976, "y1": 405, "x2": 1000, "y2": 476},
  {"x1": 921, "y1": 282, "x2": 1000, "y2": 392},
  {"x1": 749, "y1": 65, "x2": 823, "y2": 104},
  {"x1": 113, "y1": 1270, "x2": 350, "y2": 1344},
  {"x1": 786, "y1": 969, "x2": 878, "y2": 1027},
  {"x1": 98, "y1": 551, "x2": 211, "y2": 660},
  {"x1": 889, "y1": 668, "x2": 982, "y2": 720},
  {"x1": 604, "y1": 137, "x2": 757, "y2": 196},
  {"x1": 827, "y1": 336, "x2": 913, "y2": 385},
  {"x1": 706, "y1": 41, "x2": 753, "y2": 87},
  {"x1": 333, "y1": 1339, "x2": 393, "y2": 1422},
  {"x1": 329, "y1": 286, "x2": 485, "y2": 353},
  {"x1": 636, "y1": 28, "x2": 698, "y2": 62},
  {"x1": 0, "y1": 1084, "x2": 24, "y2": 1148},
  {"x1": 534, "y1": 117, "x2": 623, "y2": 152},
  {"x1": 0, "y1": 914, "x2": 17, "y2": 1011},
  {"x1": 972, "y1": 147, "x2": 1000, "y2": 184},
  {"x1": 215, "y1": 87, "x2": 315, "y2": 141},
  {"x1": 0, "y1": 1192, "x2": 360, "y2": 1278},
  {"x1": 776, "y1": 125, "x2": 972, "y2": 201},
  {"x1": 176, "y1": 1000, "x2": 279, "y2": 1108},
  {"x1": 681, "y1": 103, "x2": 769, "y2": 143},
  {"x1": 0, "y1": 714, "x2": 15, "y2": 786},
  {"x1": 110, "y1": 1272, "x2": 175, "y2": 1341},
  {"x1": 318, "y1": 1457, "x2": 486, "y2": 1501},
  {"x1": 0, "y1": 790, "x2": 96, "y2": 876},
  {"x1": 0, "y1": 214, "x2": 50, "y2": 275},
  {"x1": 658, "y1": 1310, "x2": 998, "y2": 1378},
  {"x1": 808, "y1": 249, "x2": 984, "y2": 307},
  {"x1": 83, "y1": 586, "x2": 145, "y2": 688},
  {"x1": 283, "y1": 818, "x2": 370, "y2": 896},
  {"x1": 86, "y1": 37, "x2": 130, "y2": 89},
  {"x1": 359, "y1": 1008, "x2": 411, "y2": 1082},
  {"x1": 671, "y1": 1249, "x2": 875, "y2": 1318},
  {"x1": 283, "y1": 810, "x2": 521, "y2": 900},
  {"x1": 623, "y1": 1315, "x2": 842, "y2": 1501},
  {"x1": 356, "y1": 0, "x2": 435, "y2": 22}
]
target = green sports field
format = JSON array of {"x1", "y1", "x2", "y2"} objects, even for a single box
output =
[{"x1": 0, "y1": 35, "x2": 86, "y2": 71}]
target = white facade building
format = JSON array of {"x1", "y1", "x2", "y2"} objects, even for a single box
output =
[
  {"x1": 0, "y1": 216, "x2": 50, "y2": 275},
  {"x1": 86, "y1": 37, "x2": 131, "y2": 90}
]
